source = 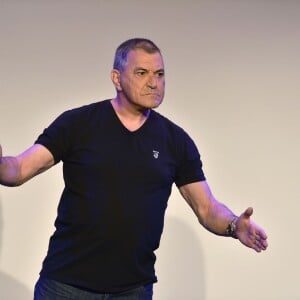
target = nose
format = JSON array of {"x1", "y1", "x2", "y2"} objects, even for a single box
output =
[{"x1": 147, "y1": 74, "x2": 157, "y2": 89}]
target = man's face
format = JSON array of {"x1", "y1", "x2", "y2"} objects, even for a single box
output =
[{"x1": 116, "y1": 49, "x2": 165, "y2": 110}]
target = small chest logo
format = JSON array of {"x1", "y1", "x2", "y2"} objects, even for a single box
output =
[{"x1": 153, "y1": 150, "x2": 160, "y2": 159}]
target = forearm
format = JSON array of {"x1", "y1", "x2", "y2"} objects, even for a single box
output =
[
  {"x1": 180, "y1": 181, "x2": 237, "y2": 237},
  {"x1": 0, "y1": 144, "x2": 55, "y2": 187},
  {"x1": 203, "y1": 199, "x2": 237, "y2": 236},
  {"x1": 0, "y1": 156, "x2": 22, "y2": 186},
  {"x1": 180, "y1": 182, "x2": 268, "y2": 251}
]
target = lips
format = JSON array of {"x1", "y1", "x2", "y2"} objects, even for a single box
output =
[{"x1": 143, "y1": 93, "x2": 160, "y2": 96}]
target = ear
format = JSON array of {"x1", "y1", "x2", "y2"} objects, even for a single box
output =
[{"x1": 111, "y1": 69, "x2": 122, "y2": 92}]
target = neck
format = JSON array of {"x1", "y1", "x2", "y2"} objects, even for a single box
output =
[{"x1": 110, "y1": 97, "x2": 151, "y2": 131}]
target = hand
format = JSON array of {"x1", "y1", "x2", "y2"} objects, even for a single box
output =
[{"x1": 236, "y1": 207, "x2": 268, "y2": 253}]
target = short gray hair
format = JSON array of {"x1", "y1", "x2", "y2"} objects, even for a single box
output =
[{"x1": 113, "y1": 38, "x2": 161, "y2": 72}]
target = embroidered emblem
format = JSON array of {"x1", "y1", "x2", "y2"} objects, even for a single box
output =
[{"x1": 153, "y1": 150, "x2": 159, "y2": 159}]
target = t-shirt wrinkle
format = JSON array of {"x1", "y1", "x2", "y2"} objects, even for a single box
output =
[{"x1": 35, "y1": 99, "x2": 205, "y2": 293}]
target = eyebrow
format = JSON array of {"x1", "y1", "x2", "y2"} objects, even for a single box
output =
[{"x1": 134, "y1": 67, "x2": 165, "y2": 73}]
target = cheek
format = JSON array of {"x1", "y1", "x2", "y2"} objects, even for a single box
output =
[
  {"x1": 122, "y1": 79, "x2": 139, "y2": 95},
  {"x1": 159, "y1": 79, "x2": 165, "y2": 88},
  {"x1": 159, "y1": 83, "x2": 165, "y2": 95}
]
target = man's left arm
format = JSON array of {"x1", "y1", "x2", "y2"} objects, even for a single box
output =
[{"x1": 179, "y1": 181, "x2": 268, "y2": 252}]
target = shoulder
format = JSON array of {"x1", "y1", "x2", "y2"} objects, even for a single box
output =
[
  {"x1": 150, "y1": 110, "x2": 200, "y2": 156},
  {"x1": 54, "y1": 100, "x2": 110, "y2": 126},
  {"x1": 150, "y1": 110, "x2": 189, "y2": 139},
  {"x1": 61, "y1": 99, "x2": 110, "y2": 119}
]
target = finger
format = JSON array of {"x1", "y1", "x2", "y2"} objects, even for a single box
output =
[
  {"x1": 260, "y1": 238, "x2": 268, "y2": 249},
  {"x1": 253, "y1": 244, "x2": 262, "y2": 252},
  {"x1": 252, "y1": 234, "x2": 268, "y2": 252},
  {"x1": 243, "y1": 207, "x2": 253, "y2": 218},
  {"x1": 252, "y1": 240, "x2": 261, "y2": 252},
  {"x1": 259, "y1": 229, "x2": 268, "y2": 240},
  {"x1": 255, "y1": 226, "x2": 268, "y2": 242},
  {"x1": 251, "y1": 239, "x2": 262, "y2": 252}
]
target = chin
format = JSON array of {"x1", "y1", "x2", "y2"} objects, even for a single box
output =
[
  {"x1": 151, "y1": 102, "x2": 162, "y2": 109},
  {"x1": 147, "y1": 100, "x2": 162, "y2": 109},
  {"x1": 148, "y1": 96, "x2": 163, "y2": 109},
  {"x1": 135, "y1": 95, "x2": 164, "y2": 110}
]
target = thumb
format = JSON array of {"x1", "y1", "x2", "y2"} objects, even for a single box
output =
[{"x1": 243, "y1": 207, "x2": 253, "y2": 218}]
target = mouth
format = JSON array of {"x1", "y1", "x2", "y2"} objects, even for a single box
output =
[{"x1": 143, "y1": 93, "x2": 160, "y2": 96}]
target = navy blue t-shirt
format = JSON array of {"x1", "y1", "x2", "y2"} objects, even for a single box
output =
[{"x1": 35, "y1": 100, "x2": 205, "y2": 292}]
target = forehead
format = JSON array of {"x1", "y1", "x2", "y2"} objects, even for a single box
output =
[{"x1": 126, "y1": 49, "x2": 164, "y2": 70}]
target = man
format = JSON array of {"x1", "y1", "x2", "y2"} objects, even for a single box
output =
[{"x1": 0, "y1": 38, "x2": 268, "y2": 300}]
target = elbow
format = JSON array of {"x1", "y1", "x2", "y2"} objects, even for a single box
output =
[
  {"x1": 0, "y1": 156, "x2": 25, "y2": 187},
  {"x1": 0, "y1": 171, "x2": 26, "y2": 187},
  {"x1": 12, "y1": 180, "x2": 25, "y2": 187},
  {"x1": 192, "y1": 203, "x2": 209, "y2": 228},
  {"x1": 195, "y1": 200, "x2": 213, "y2": 230},
  {"x1": 0, "y1": 179, "x2": 24, "y2": 187}
]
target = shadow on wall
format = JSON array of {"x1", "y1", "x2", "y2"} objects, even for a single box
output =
[
  {"x1": 0, "y1": 198, "x2": 205, "y2": 300},
  {"x1": 0, "y1": 272, "x2": 32, "y2": 300},
  {"x1": 0, "y1": 197, "x2": 33, "y2": 300},
  {"x1": 154, "y1": 216, "x2": 206, "y2": 300}
]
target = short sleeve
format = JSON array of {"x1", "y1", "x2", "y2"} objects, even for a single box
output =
[
  {"x1": 35, "y1": 110, "x2": 76, "y2": 164},
  {"x1": 174, "y1": 132, "x2": 206, "y2": 187}
]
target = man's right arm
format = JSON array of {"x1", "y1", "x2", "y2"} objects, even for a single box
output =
[{"x1": 0, "y1": 144, "x2": 55, "y2": 187}]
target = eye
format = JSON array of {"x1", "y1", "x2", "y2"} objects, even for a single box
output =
[
  {"x1": 136, "y1": 70, "x2": 147, "y2": 76},
  {"x1": 155, "y1": 70, "x2": 165, "y2": 78},
  {"x1": 157, "y1": 71, "x2": 164, "y2": 77}
]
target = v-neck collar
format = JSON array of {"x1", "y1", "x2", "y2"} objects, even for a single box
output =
[{"x1": 108, "y1": 99, "x2": 152, "y2": 134}]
